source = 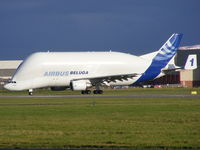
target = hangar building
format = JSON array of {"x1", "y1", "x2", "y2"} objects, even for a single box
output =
[
  {"x1": 0, "y1": 60, "x2": 22, "y2": 89},
  {"x1": 176, "y1": 45, "x2": 200, "y2": 87},
  {"x1": 147, "y1": 45, "x2": 200, "y2": 87}
]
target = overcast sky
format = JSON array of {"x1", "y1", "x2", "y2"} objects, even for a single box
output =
[{"x1": 0, "y1": 0, "x2": 200, "y2": 60}]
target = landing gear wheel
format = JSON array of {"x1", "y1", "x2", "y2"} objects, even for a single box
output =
[
  {"x1": 99, "y1": 90, "x2": 103, "y2": 94},
  {"x1": 93, "y1": 90, "x2": 103, "y2": 94},
  {"x1": 93, "y1": 90, "x2": 97, "y2": 94},
  {"x1": 86, "y1": 90, "x2": 91, "y2": 94},
  {"x1": 81, "y1": 90, "x2": 91, "y2": 94},
  {"x1": 81, "y1": 91, "x2": 85, "y2": 94}
]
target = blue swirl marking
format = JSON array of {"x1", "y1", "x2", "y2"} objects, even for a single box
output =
[
  {"x1": 44, "y1": 71, "x2": 69, "y2": 76},
  {"x1": 136, "y1": 33, "x2": 183, "y2": 83}
]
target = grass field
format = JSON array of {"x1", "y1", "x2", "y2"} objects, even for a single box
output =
[
  {"x1": 0, "y1": 87, "x2": 200, "y2": 96},
  {"x1": 0, "y1": 88, "x2": 199, "y2": 149}
]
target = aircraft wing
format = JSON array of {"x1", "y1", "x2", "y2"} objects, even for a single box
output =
[{"x1": 73, "y1": 73, "x2": 141, "y2": 86}]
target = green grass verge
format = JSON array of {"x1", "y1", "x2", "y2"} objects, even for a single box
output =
[{"x1": 0, "y1": 96, "x2": 199, "y2": 149}]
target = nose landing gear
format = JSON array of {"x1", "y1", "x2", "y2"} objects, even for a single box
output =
[{"x1": 28, "y1": 89, "x2": 33, "y2": 96}]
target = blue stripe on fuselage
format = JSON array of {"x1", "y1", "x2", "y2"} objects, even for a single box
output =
[{"x1": 136, "y1": 60, "x2": 166, "y2": 83}]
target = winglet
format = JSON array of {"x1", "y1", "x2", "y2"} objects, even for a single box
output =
[{"x1": 184, "y1": 54, "x2": 197, "y2": 70}]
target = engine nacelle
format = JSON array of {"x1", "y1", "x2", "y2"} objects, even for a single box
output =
[{"x1": 71, "y1": 80, "x2": 91, "y2": 91}]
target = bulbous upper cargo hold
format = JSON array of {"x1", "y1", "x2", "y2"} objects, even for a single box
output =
[
  {"x1": 5, "y1": 51, "x2": 148, "y2": 91},
  {"x1": 12, "y1": 51, "x2": 148, "y2": 82}
]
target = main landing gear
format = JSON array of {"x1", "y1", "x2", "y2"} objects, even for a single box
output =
[
  {"x1": 93, "y1": 90, "x2": 103, "y2": 94},
  {"x1": 81, "y1": 90, "x2": 103, "y2": 94},
  {"x1": 81, "y1": 90, "x2": 91, "y2": 94}
]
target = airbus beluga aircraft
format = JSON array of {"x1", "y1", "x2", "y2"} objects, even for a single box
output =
[{"x1": 4, "y1": 33, "x2": 197, "y2": 95}]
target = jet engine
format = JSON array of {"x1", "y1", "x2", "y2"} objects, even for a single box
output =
[{"x1": 70, "y1": 80, "x2": 91, "y2": 91}]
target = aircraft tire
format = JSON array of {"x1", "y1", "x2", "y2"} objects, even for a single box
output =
[
  {"x1": 93, "y1": 90, "x2": 103, "y2": 94},
  {"x1": 86, "y1": 90, "x2": 91, "y2": 94},
  {"x1": 99, "y1": 90, "x2": 103, "y2": 94},
  {"x1": 81, "y1": 90, "x2": 91, "y2": 94},
  {"x1": 93, "y1": 90, "x2": 97, "y2": 94},
  {"x1": 81, "y1": 90, "x2": 86, "y2": 94}
]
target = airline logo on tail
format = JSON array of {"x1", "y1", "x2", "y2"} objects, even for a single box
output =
[
  {"x1": 154, "y1": 33, "x2": 183, "y2": 62},
  {"x1": 184, "y1": 54, "x2": 197, "y2": 70},
  {"x1": 136, "y1": 33, "x2": 183, "y2": 83}
]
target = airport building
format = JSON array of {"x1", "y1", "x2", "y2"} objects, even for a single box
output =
[
  {"x1": 0, "y1": 60, "x2": 22, "y2": 89},
  {"x1": 0, "y1": 45, "x2": 199, "y2": 89},
  {"x1": 176, "y1": 45, "x2": 200, "y2": 87},
  {"x1": 153, "y1": 45, "x2": 200, "y2": 87}
]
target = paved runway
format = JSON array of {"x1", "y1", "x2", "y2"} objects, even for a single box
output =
[{"x1": 0, "y1": 94, "x2": 200, "y2": 98}]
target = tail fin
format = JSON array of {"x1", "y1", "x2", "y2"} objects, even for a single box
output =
[
  {"x1": 184, "y1": 54, "x2": 197, "y2": 70},
  {"x1": 136, "y1": 33, "x2": 183, "y2": 83},
  {"x1": 154, "y1": 33, "x2": 183, "y2": 62}
]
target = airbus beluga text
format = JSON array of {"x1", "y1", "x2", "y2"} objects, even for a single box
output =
[{"x1": 4, "y1": 33, "x2": 197, "y2": 95}]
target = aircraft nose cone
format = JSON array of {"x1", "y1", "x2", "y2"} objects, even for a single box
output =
[
  {"x1": 4, "y1": 83, "x2": 15, "y2": 91},
  {"x1": 4, "y1": 83, "x2": 11, "y2": 90}
]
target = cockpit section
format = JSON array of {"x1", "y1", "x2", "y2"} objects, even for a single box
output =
[{"x1": 7, "y1": 80, "x2": 17, "y2": 84}]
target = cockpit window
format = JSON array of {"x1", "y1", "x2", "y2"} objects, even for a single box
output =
[
  {"x1": 8, "y1": 80, "x2": 16, "y2": 83},
  {"x1": 10, "y1": 61, "x2": 24, "y2": 81},
  {"x1": 15, "y1": 61, "x2": 24, "y2": 73}
]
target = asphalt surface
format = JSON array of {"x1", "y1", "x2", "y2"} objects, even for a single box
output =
[{"x1": 0, "y1": 94, "x2": 200, "y2": 98}]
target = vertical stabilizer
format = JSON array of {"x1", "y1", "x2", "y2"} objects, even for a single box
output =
[
  {"x1": 154, "y1": 33, "x2": 183, "y2": 63},
  {"x1": 136, "y1": 33, "x2": 183, "y2": 83}
]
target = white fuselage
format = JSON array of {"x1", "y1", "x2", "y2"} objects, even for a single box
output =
[
  {"x1": 4, "y1": 33, "x2": 183, "y2": 92},
  {"x1": 5, "y1": 52, "x2": 150, "y2": 91}
]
